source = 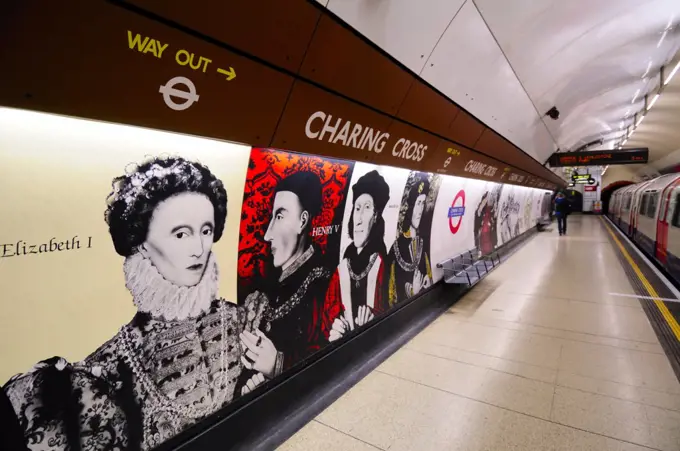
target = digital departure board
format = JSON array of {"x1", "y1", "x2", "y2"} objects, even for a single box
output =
[{"x1": 548, "y1": 148, "x2": 648, "y2": 167}]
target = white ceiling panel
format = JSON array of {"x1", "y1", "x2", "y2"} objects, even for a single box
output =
[
  {"x1": 320, "y1": 0, "x2": 680, "y2": 181},
  {"x1": 324, "y1": 0, "x2": 466, "y2": 74},
  {"x1": 420, "y1": 1, "x2": 555, "y2": 161},
  {"x1": 557, "y1": 85, "x2": 641, "y2": 150},
  {"x1": 474, "y1": 0, "x2": 678, "y2": 99},
  {"x1": 628, "y1": 72, "x2": 680, "y2": 165},
  {"x1": 474, "y1": 0, "x2": 680, "y2": 163}
]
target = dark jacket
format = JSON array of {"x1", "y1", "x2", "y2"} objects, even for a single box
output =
[{"x1": 555, "y1": 197, "x2": 570, "y2": 216}]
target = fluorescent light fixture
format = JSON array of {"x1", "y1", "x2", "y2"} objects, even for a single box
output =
[
  {"x1": 622, "y1": 138, "x2": 628, "y2": 146},
  {"x1": 636, "y1": 115, "x2": 645, "y2": 127},
  {"x1": 665, "y1": 60, "x2": 680, "y2": 85},
  {"x1": 658, "y1": 30, "x2": 668, "y2": 48},
  {"x1": 647, "y1": 93, "x2": 660, "y2": 110}
]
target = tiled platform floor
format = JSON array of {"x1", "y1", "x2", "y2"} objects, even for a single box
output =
[{"x1": 279, "y1": 216, "x2": 680, "y2": 451}]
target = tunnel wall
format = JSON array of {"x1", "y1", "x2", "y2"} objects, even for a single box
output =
[{"x1": 0, "y1": 107, "x2": 551, "y2": 450}]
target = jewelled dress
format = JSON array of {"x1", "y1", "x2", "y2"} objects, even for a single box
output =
[{"x1": 3, "y1": 253, "x2": 266, "y2": 451}]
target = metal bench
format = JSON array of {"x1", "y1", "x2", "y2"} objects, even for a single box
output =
[{"x1": 436, "y1": 247, "x2": 501, "y2": 287}]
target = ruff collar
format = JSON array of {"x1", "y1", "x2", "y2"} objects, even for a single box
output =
[{"x1": 123, "y1": 252, "x2": 219, "y2": 321}]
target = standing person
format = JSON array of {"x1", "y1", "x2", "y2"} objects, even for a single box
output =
[
  {"x1": 555, "y1": 192, "x2": 571, "y2": 236},
  {"x1": 3, "y1": 156, "x2": 265, "y2": 451},
  {"x1": 325, "y1": 170, "x2": 390, "y2": 342},
  {"x1": 240, "y1": 171, "x2": 332, "y2": 379}
]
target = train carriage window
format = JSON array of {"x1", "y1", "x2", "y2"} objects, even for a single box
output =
[
  {"x1": 639, "y1": 193, "x2": 648, "y2": 215},
  {"x1": 672, "y1": 194, "x2": 680, "y2": 228},
  {"x1": 624, "y1": 193, "x2": 632, "y2": 210},
  {"x1": 647, "y1": 193, "x2": 659, "y2": 218}
]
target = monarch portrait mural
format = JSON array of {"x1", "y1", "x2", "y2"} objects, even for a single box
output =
[{"x1": 0, "y1": 109, "x2": 552, "y2": 451}]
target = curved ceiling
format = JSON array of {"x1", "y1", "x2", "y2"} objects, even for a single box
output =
[{"x1": 315, "y1": 0, "x2": 680, "y2": 181}]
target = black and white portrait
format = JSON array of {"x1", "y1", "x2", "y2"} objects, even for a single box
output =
[
  {"x1": 499, "y1": 189, "x2": 521, "y2": 244},
  {"x1": 3, "y1": 156, "x2": 265, "y2": 451},
  {"x1": 325, "y1": 170, "x2": 391, "y2": 342}
]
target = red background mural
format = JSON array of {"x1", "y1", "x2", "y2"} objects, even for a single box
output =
[{"x1": 238, "y1": 148, "x2": 354, "y2": 297}]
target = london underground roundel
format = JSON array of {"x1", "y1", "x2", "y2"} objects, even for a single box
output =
[{"x1": 448, "y1": 190, "x2": 466, "y2": 234}]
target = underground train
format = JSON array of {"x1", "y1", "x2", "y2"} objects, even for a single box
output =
[{"x1": 609, "y1": 174, "x2": 680, "y2": 280}]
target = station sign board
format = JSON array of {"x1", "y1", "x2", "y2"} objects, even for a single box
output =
[
  {"x1": 571, "y1": 174, "x2": 596, "y2": 184},
  {"x1": 548, "y1": 148, "x2": 649, "y2": 167}
]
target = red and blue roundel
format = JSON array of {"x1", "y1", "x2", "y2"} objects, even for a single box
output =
[{"x1": 448, "y1": 190, "x2": 466, "y2": 234}]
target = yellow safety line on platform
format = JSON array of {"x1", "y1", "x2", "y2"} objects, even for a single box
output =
[{"x1": 600, "y1": 218, "x2": 680, "y2": 341}]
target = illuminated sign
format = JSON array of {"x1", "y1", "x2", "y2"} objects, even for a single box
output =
[
  {"x1": 571, "y1": 173, "x2": 596, "y2": 185},
  {"x1": 548, "y1": 148, "x2": 648, "y2": 167}
]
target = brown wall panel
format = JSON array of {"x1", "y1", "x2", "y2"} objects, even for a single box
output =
[
  {"x1": 270, "y1": 81, "x2": 393, "y2": 164},
  {"x1": 421, "y1": 141, "x2": 550, "y2": 188},
  {"x1": 124, "y1": 0, "x2": 321, "y2": 72},
  {"x1": 299, "y1": 15, "x2": 415, "y2": 116},
  {"x1": 271, "y1": 81, "x2": 439, "y2": 172},
  {"x1": 0, "y1": 0, "x2": 563, "y2": 188},
  {"x1": 0, "y1": 0, "x2": 292, "y2": 147},
  {"x1": 450, "y1": 110, "x2": 486, "y2": 148},
  {"x1": 422, "y1": 141, "x2": 507, "y2": 183},
  {"x1": 396, "y1": 81, "x2": 461, "y2": 138},
  {"x1": 475, "y1": 128, "x2": 527, "y2": 171},
  {"x1": 379, "y1": 120, "x2": 442, "y2": 171}
]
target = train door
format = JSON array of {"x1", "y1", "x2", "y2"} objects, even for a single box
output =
[
  {"x1": 629, "y1": 190, "x2": 641, "y2": 237},
  {"x1": 655, "y1": 177, "x2": 680, "y2": 264},
  {"x1": 609, "y1": 192, "x2": 617, "y2": 220},
  {"x1": 666, "y1": 188, "x2": 680, "y2": 278},
  {"x1": 616, "y1": 187, "x2": 633, "y2": 226},
  {"x1": 629, "y1": 182, "x2": 653, "y2": 237},
  {"x1": 620, "y1": 191, "x2": 633, "y2": 229}
]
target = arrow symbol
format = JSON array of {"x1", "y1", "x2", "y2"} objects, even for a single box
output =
[{"x1": 217, "y1": 67, "x2": 236, "y2": 81}]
